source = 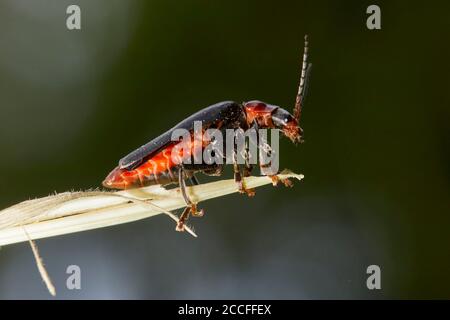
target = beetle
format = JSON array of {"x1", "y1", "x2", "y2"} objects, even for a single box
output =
[{"x1": 103, "y1": 36, "x2": 312, "y2": 231}]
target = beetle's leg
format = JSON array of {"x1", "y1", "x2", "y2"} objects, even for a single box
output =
[
  {"x1": 175, "y1": 206, "x2": 191, "y2": 232},
  {"x1": 243, "y1": 120, "x2": 258, "y2": 178},
  {"x1": 233, "y1": 148, "x2": 255, "y2": 197},
  {"x1": 258, "y1": 133, "x2": 293, "y2": 188},
  {"x1": 243, "y1": 159, "x2": 253, "y2": 178},
  {"x1": 178, "y1": 168, "x2": 196, "y2": 210},
  {"x1": 233, "y1": 161, "x2": 243, "y2": 191},
  {"x1": 261, "y1": 163, "x2": 293, "y2": 187},
  {"x1": 242, "y1": 136, "x2": 253, "y2": 178},
  {"x1": 269, "y1": 174, "x2": 294, "y2": 187},
  {"x1": 241, "y1": 143, "x2": 257, "y2": 195},
  {"x1": 176, "y1": 167, "x2": 204, "y2": 232}
]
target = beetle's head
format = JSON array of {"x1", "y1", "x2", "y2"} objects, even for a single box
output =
[
  {"x1": 243, "y1": 100, "x2": 303, "y2": 143},
  {"x1": 271, "y1": 107, "x2": 303, "y2": 143}
]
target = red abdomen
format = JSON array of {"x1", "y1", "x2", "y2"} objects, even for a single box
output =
[{"x1": 103, "y1": 142, "x2": 189, "y2": 189}]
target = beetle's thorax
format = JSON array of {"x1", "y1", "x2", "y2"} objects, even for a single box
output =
[{"x1": 243, "y1": 100, "x2": 278, "y2": 128}]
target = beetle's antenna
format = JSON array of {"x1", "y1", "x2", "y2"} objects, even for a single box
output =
[{"x1": 294, "y1": 35, "x2": 312, "y2": 122}]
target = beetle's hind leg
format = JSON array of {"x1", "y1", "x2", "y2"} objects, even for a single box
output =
[
  {"x1": 176, "y1": 206, "x2": 191, "y2": 232},
  {"x1": 176, "y1": 167, "x2": 204, "y2": 232}
]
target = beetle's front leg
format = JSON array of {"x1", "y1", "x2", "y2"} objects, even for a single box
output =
[
  {"x1": 269, "y1": 174, "x2": 294, "y2": 187},
  {"x1": 259, "y1": 137, "x2": 293, "y2": 188},
  {"x1": 176, "y1": 166, "x2": 204, "y2": 232}
]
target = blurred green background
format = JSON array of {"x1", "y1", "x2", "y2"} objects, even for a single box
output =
[{"x1": 0, "y1": 0, "x2": 449, "y2": 299}]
